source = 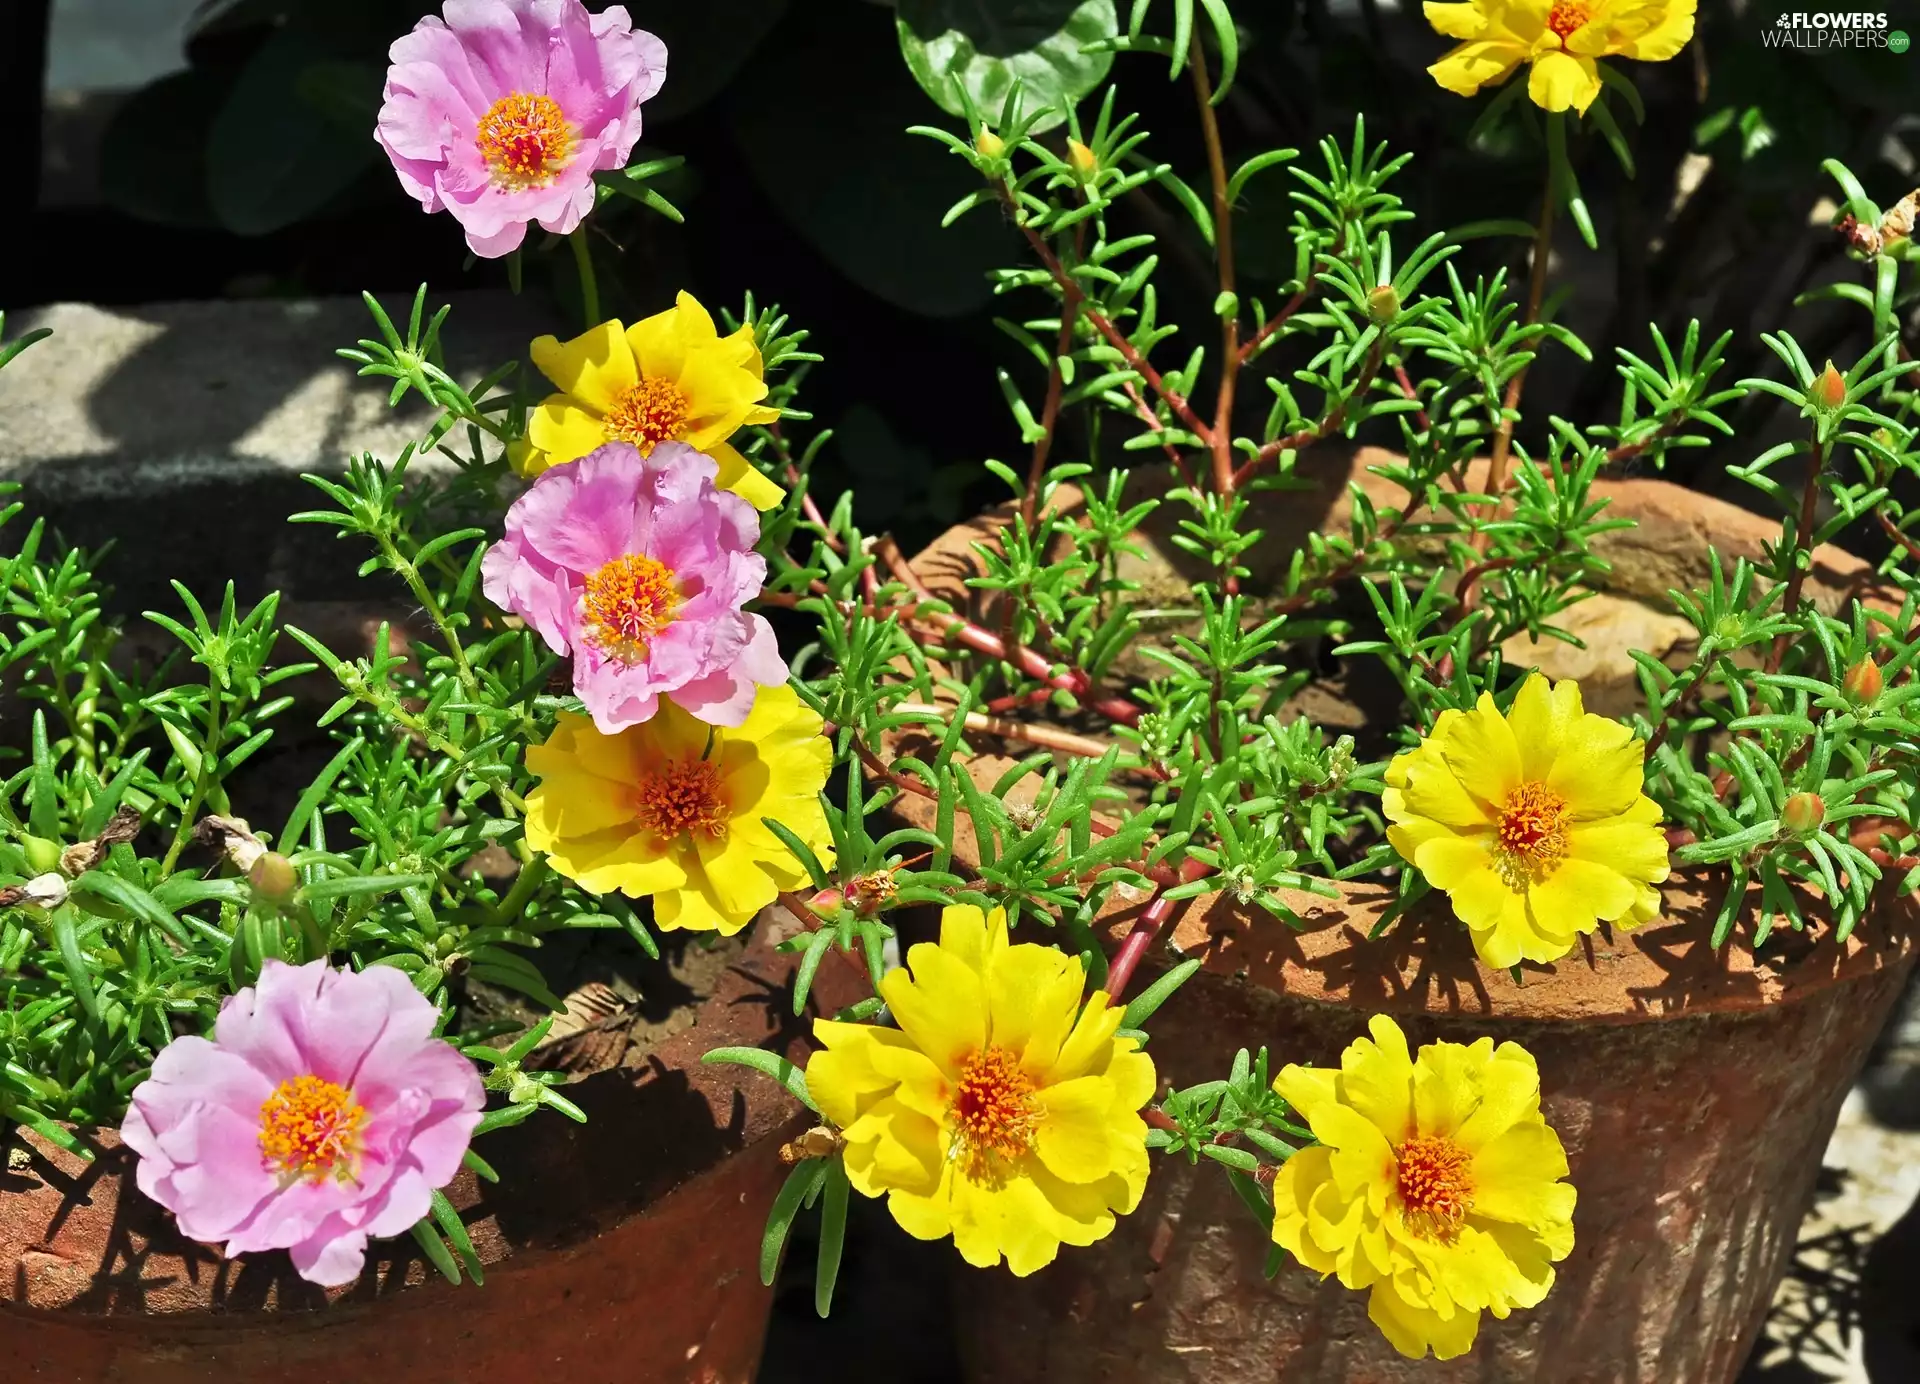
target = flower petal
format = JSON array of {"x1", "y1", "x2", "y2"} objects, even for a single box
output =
[
  {"x1": 530, "y1": 320, "x2": 637, "y2": 413},
  {"x1": 1526, "y1": 49, "x2": 1601, "y2": 113}
]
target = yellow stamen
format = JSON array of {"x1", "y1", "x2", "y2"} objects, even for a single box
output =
[
  {"x1": 258, "y1": 1074, "x2": 366, "y2": 1183},
  {"x1": 604, "y1": 377, "x2": 691, "y2": 453},
  {"x1": 581, "y1": 553, "x2": 678, "y2": 664},
  {"x1": 1546, "y1": 0, "x2": 1591, "y2": 40},
  {"x1": 475, "y1": 93, "x2": 573, "y2": 189},
  {"x1": 1395, "y1": 1133, "x2": 1474, "y2": 1242},
  {"x1": 949, "y1": 1047, "x2": 1039, "y2": 1182},
  {"x1": 1494, "y1": 780, "x2": 1569, "y2": 889},
  {"x1": 632, "y1": 760, "x2": 730, "y2": 840}
]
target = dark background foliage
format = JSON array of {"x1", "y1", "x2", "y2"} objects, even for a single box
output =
[{"x1": 7, "y1": 0, "x2": 1920, "y2": 556}]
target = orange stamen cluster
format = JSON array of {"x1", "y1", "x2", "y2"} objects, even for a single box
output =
[
  {"x1": 1546, "y1": 0, "x2": 1591, "y2": 40},
  {"x1": 605, "y1": 377, "x2": 691, "y2": 453},
  {"x1": 1395, "y1": 1134, "x2": 1475, "y2": 1242},
  {"x1": 475, "y1": 93, "x2": 573, "y2": 188},
  {"x1": 1494, "y1": 780, "x2": 1569, "y2": 888},
  {"x1": 632, "y1": 760, "x2": 730, "y2": 841},
  {"x1": 582, "y1": 553, "x2": 679, "y2": 664},
  {"x1": 949, "y1": 1047, "x2": 1039, "y2": 1181},
  {"x1": 258, "y1": 1074, "x2": 366, "y2": 1183}
]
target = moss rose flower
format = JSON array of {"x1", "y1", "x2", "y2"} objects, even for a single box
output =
[
  {"x1": 481, "y1": 440, "x2": 784, "y2": 732},
  {"x1": 1271, "y1": 1015, "x2": 1576, "y2": 1360},
  {"x1": 376, "y1": 0, "x2": 667, "y2": 257},
  {"x1": 120, "y1": 960, "x2": 485, "y2": 1287},
  {"x1": 1383, "y1": 674, "x2": 1669, "y2": 968},
  {"x1": 807, "y1": 905, "x2": 1155, "y2": 1276}
]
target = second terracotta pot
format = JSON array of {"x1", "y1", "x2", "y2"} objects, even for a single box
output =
[{"x1": 948, "y1": 876, "x2": 1919, "y2": 1384}]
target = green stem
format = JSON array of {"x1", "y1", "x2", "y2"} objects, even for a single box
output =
[
  {"x1": 379, "y1": 535, "x2": 479, "y2": 697},
  {"x1": 160, "y1": 697, "x2": 223, "y2": 874},
  {"x1": 490, "y1": 855, "x2": 551, "y2": 928},
  {"x1": 570, "y1": 230, "x2": 600, "y2": 328}
]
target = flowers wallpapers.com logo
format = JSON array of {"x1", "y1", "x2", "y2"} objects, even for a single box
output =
[{"x1": 1764, "y1": 11, "x2": 1907, "y2": 46}]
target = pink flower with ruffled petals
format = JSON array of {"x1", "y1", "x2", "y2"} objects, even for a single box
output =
[
  {"x1": 376, "y1": 0, "x2": 667, "y2": 258},
  {"x1": 481, "y1": 440, "x2": 786, "y2": 732},
  {"x1": 120, "y1": 960, "x2": 484, "y2": 1288}
]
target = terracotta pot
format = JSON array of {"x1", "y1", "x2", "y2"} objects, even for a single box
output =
[
  {"x1": 0, "y1": 920, "x2": 860, "y2": 1384},
  {"x1": 888, "y1": 470, "x2": 1920, "y2": 1383}
]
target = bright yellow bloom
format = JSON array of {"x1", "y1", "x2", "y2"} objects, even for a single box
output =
[
  {"x1": 1271, "y1": 1015, "x2": 1575, "y2": 1361},
  {"x1": 1424, "y1": 0, "x2": 1695, "y2": 114},
  {"x1": 524, "y1": 685, "x2": 831, "y2": 933},
  {"x1": 1383, "y1": 674, "x2": 1668, "y2": 969},
  {"x1": 807, "y1": 905, "x2": 1155, "y2": 1275},
  {"x1": 516, "y1": 291, "x2": 785, "y2": 510}
]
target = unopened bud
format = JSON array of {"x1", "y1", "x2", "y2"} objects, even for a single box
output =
[
  {"x1": 1842, "y1": 657, "x2": 1884, "y2": 705},
  {"x1": 974, "y1": 128, "x2": 1006, "y2": 161},
  {"x1": 1366, "y1": 283, "x2": 1401, "y2": 324},
  {"x1": 1782, "y1": 792, "x2": 1826, "y2": 835},
  {"x1": 803, "y1": 887, "x2": 845, "y2": 918},
  {"x1": 248, "y1": 852, "x2": 299, "y2": 904},
  {"x1": 1813, "y1": 361, "x2": 1848, "y2": 411},
  {"x1": 1067, "y1": 138, "x2": 1098, "y2": 181},
  {"x1": 21, "y1": 835, "x2": 62, "y2": 877}
]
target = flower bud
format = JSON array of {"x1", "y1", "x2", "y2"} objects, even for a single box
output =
[
  {"x1": 1842, "y1": 656, "x2": 1884, "y2": 705},
  {"x1": 1067, "y1": 138, "x2": 1098, "y2": 181},
  {"x1": 974, "y1": 128, "x2": 1006, "y2": 161},
  {"x1": 21, "y1": 835, "x2": 62, "y2": 876},
  {"x1": 1366, "y1": 283, "x2": 1401, "y2": 324},
  {"x1": 803, "y1": 886, "x2": 844, "y2": 918},
  {"x1": 248, "y1": 851, "x2": 300, "y2": 904},
  {"x1": 1813, "y1": 361, "x2": 1848, "y2": 411},
  {"x1": 1782, "y1": 792, "x2": 1826, "y2": 835}
]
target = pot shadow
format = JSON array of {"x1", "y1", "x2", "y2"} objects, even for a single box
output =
[{"x1": 1860, "y1": 1180, "x2": 1920, "y2": 1381}]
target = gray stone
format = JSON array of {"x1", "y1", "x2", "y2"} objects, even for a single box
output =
[{"x1": 0, "y1": 293, "x2": 557, "y2": 613}]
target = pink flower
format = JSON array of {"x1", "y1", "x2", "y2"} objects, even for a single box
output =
[
  {"x1": 375, "y1": 0, "x2": 667, "y2": 258},
  {"x1": 481, "y1": 441, "x2": 786, "y2": 731},
  {"x1": 120, "y1": 960, "x2": 485, "y2": 1288}
]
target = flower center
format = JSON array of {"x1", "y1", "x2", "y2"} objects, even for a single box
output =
[
  {"x1": 581, "y1": 553, "x2": 678, "y2": 665},
  {"x1": 1547, "y1": 0, "x2": 1590, "y2": 40},
  {"x1": 258, "y1": 1074, "x2": 366, "y2": 1184},
  {"x1": 1395, "y1": 1134, "x2": 1474, "y2": 1242},
  {"x1": 949, "y1": 1047, "x2": 1039, "y2": 1181},
  {"x1": 1493, "y1": 780, "x2": 1569, "y2": 889},
  {"x1": 632, "y1": 760, "x2": 730, "y2": 840},
  {"x1": 475, "y1": 93, "x2": 573, "y2": 188},
  {"x1": 604, "y1": 377, "x2": 691, "y2": 453}
]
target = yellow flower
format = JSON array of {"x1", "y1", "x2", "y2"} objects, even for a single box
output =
[
  {"x1": 806, "y1": 905, "x2": 1155, "y2": 1276},
  {"x1": 1383, "y1": 674, "x2": 1669, "y2": 969},
  {"x1": 1271, "y1": 1015, "x2": 1575, "y2": 1361},
  {"x1": 516, "y1": 291, "x2": 785, "y2": 510},
  {"x1": 1424, "y1": 0, "x2": 1695, "y2": 114},
  {"x1": 524, "y1": 685, "x2": 831, "y2": 933}
]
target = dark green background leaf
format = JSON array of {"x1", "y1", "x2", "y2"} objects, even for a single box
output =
[{"x1": 897, "y1": 0, "x2": 1118, "y2": 134}]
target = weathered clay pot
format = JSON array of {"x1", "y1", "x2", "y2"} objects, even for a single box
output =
[
  {"x1": 891, "y1": 458, "x2": 1919, "y2": 1383},
  {"x1": 0, "y1": 921, "x2": 859, "y2": 1383}
]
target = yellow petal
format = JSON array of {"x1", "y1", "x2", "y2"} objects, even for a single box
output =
[
  {"x1": 525, "y1": 397, "x2": 612, "y2": 470},
  {"x1": 529, "y1": 321, "x2": 636, "y2": 412},
  {"x1": 1409, "y1": 1037, "x2": 1493, "y2": 1139},
  {"x1": 867, "y1": 1040, "x2": 952, "y2": 1123},
  {"x1": 808, "y1": 1019, "x2": 917, "y2": 1127},
  {"x1": 1424, "y1": 0, "x2": 1490, "y2": 39},
  {"x1": 1526, "y1": 49, "x2": 1601, "y2": 113},
  {"x1": 883, "y1": 943, "x2": 989, "y2": 1078},
  {"x1": 1526, "y1": 855, "x2": 1639, "y2": 937},
  {"x1": 1470, "y1": 1123, "x2": 1575, "y2": 1233},
  {"x1": 1614, "y1": 0, "x2": 1695, "y2": 59},
  {"x1": 707, "y1": 439, "x2": 786, "y2": 511},
  {"x1": 987, "y1": 942, "x2": 1084, "y2": 1065},
  {"x1": 1505, "y1": 675, "x2": 1583, "y2": 783},
  {"x1": 1565, "y1": 808, "x2": 1671, "y2": 891},
  {"x1": 936, "y1": 904, "x2": 1002, "y2": 978},
  {"x1": 1271, "y1": 1145, "x2": 1342, "y2": 1274},
  {"x1": 624, "y1": 292, "x2": 712, "y2": 381},
  {"x1": 1369, "y1": 1282, "x2": 1481, "y2": 1360},
  {"x1": 841, "y1": 1095, "x2": 944, "y2": 1195},
  {"x1": 1427, "y1": 38, "x2": 1528, "y2": 97},
  {"x1": 1338, "y1": 1016, "x2": 1417, "y2": 1143},
  {"x1": 1044, "y1": 995, "x2": 1125, "y2": 1086},
  {"x1": 1274, "y1": 1064, "x2": 1341, "y2": 1125},
  {"x1": 1438, "y1": 692, "x2": 1524, "y2": 808},
  {"x1": 1545, "y1": 715, "x2": 1646, "y2": 822},
  {"x1": 1033, "y1": 1075, "x2": 1120, "y2": 1184},
  {"x1": 1392, "y1": 741, "x2": 1497, "y2": 831}
]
